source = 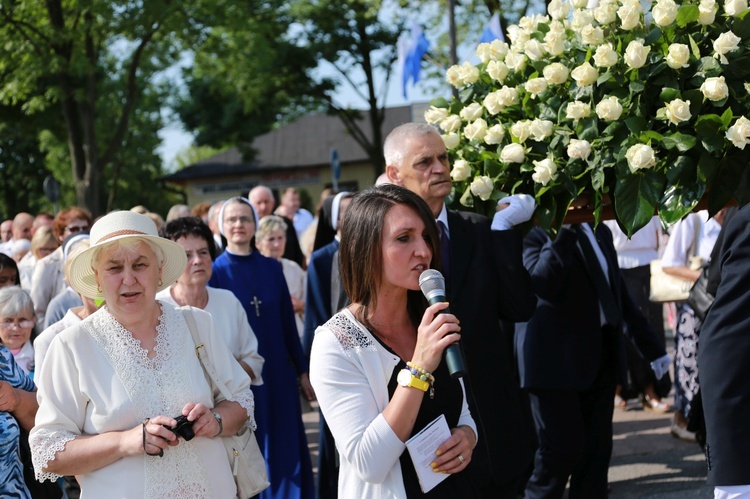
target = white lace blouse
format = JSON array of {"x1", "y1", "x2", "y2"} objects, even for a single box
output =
[{"x1": 29, "y1": 302, "x2": 255, "y2": 498}]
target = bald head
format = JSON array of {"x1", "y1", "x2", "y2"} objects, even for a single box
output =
[
  {"x1": 249, "y1": 185, "x2": 276, "y2": 218},
  {"x1": 12, "y1": 213, "x2": 33, "y2": 241},
  {"x1": 0, "y1": 220, "x2": 11, "y2": 243}
]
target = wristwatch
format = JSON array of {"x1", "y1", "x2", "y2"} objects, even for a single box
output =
[
  {"x1": 397, "y1": 369, "x2": 429, "y2": 392},
  {"x1": 211, "y1": 410, "x2": 223, "y2": 437}
]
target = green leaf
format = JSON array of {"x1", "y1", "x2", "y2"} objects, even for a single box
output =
[
  {"x1": 484, "y1": 158, "x2": 502, "y2": 177},
  {"x1": 695, "y1": 114, "x2": 724, "y2": 138},
  {"x1": 614, "y1": 171, "x2": 665, "y2": 236},
  {"x1": 629, "y1": 81, "x2": 645, "y2": 94},
  {"x1": 721, "y1": 107, "x2": 735, "y2": 127},
  {"x1": 688, "y1": 35, "x2": 701, "y2": 60},
  {"x1": 625, "y1": 116, "x2": 648, "y2": 134},
  {"x1": 645, "y1": 27, "x2": 664, "y2": 45},
  {"x1": 659, "y1": 182, "x2": 706, "y2": 224},
  {"x1": 697, "y1": 152, "x2": 720, "y2": 184},
  {"x1": 659, "y1": 87, "x2": 681, "y2": 102},
  {"x1": 732, "y1": 13, "x2": 750, "y2": 39},
  {"x1": 662, "y1": 132, "x2": 698, "y2": 152},
  {"x1": 665, "y1": 155, "x2": 696, "y2": 185},
  {"x1": 676, "y1": 5, "x2": 700, "y2": 27},
  {"x1": 430, "y1": 97, "x2": 451, "y2": 108},
  {"x1": 576, "y1": 117, "x2": 599, "y2": 142}
]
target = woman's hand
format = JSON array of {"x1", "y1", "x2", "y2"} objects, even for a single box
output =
[
  {"x1": 182, "y1": 402, "x2": 222, "y2": 438},
  {"x1": 299, "y1": 372, "x2": 316, "y2": 401},
  {"x1": 411, "y1": 302, "x2": 462, "y2": 373},
  {"x1": 127, "y1": 416, "x2": 178, "y2": 457},
  {"x1": 0, "y1": 381, "x2": 20, "y2": 412},
  {"x1": 429, "y1": 425, "x2": 476, "y2": 474},
  {"x1": 291, "y1": 296, "x2": 305, "y2": 315}
]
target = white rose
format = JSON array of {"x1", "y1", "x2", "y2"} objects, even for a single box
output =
[
  {"x1": 724, "y1": 0, "x2": 748, "y2": 16},
  {"x1": 525, "y1": 40, "x2": 546, "y2": 61},
  {"x1": 745, "y1": 82, "x2": 750, "y2": 94},
  {"x1": 490, "y1": 40, "x2": 510, "y2": 59},
  {"x1": 487, "y1": 61, "x2": 510, "y2": 82},
  {"x1": 652, "y1": 0, "x2": 678, "y2": 26},
  {"x1": 470, "y1": 176, "x2": 495, "y2": 200},
  {"x1": 442, "y1": 132, "x2": 460, "y2": 150},
  {"x1": 439, "y1": 114, "x2": 462, "y2": 133},
  {"x1": 511, "y1": 121, "x2": 532, "y2": 142},
  {"x1": 545, "y1": 30, "x2": 567, "y2": 56},
  {"x1": 548, "y1": 0, "x2": 571, "y2": 19},
  {"x1": 625, "y1": 144, "x2": 657, "y2": 172},
  {"x1": 529, "y1": 119, "x2": 554, "y2": 141},
  {"x1": 543, "y1": 63, "x2": 570, "y2": 84},
  {"x1": 532, "y1": 158, "x2": 558, "y2": 185},
  {"x1": 483, "y1": 91, "x2": 504, "y2": 115},
  {"x1": 571, "y1": 62, "x2": 599, "y2": 85},
  {"x1": 476, "y1": 43, "x2": 494, "y2": 64},
  {"x1": 518, "y1": 16, "x2": 535, "y2": 30},
  {"x1": 726, "y1": 116, "x2": 750, "y2": 149},
  {"x1": 484, "y1": 124, "x2": 506, "y2": 145},
  {"x1": 456, "y1": 62, "x2": 480, "y2": 85},
  {"x1": 593, "y1": 43, "x2": 618, "y2": 68},
  {"x1": 701, "y1": 76, "x2": 729, "y2": 101},
  {"x1": 497, "y1": 86, "x2": 520, "y2": 107},
  {"x1": 464, "y1": 118, "x2": 488, "y2": 141},
  {"x1": 664, "y1": 99, "x2": 692, "y2": 125},
  {"x1": 424, "y1": 106, "x2": 449, "y2": 124},
  {"x1": 451, "y1": 159, "x2": 472, "y2": 181},
  {"x1": 566, "y1": 100, "x2": 592, "y2": 120},
  {"x1": 596, "y1": 96, "x2": 623, "y2": 121},
  {"x1": 624, "y1": 39, "x2": 651, "y2": 69},
  {"x1": 525, "y1": 77, "x2": 548, "y2": 98},
  {"x1": 572, "y1": 9, "x2": 595, "y2": 29},
  {"x1": 567, "y1": 139, "x2": 592, "y2": 160},
  {"x1": 594, "y1": 1, "x2": 618, "y2": 24},
  {"x1": 667, "y1": 44, "x2": 690, "y2": 69},
  {"x1": 571, "y1": 0, "x2": 588, "y2": 8},
  {"x1": 500, "y1": 143, "x2": 526, "y2": 163},
  {"x1": 617, "y1": 0, "x2": 642, "y2": 30},
  {"x1": 446, "y1": 65, "x2": 463, "y2": 88},
  {"x1": 507, "y1": 26, "x2": 530, "y2": 51},
  {"x1": 505, "y1": 52, "x2": 527, "y2": 72},
  {"x1": 699, "y1": 0, "x2": 717, "y2": 24},
  {"x1": 581, "y1": 25, "x2": 605, "y2": 45},
  {"x1": 714, "y1": 31, "x2": 742, "y2": 64},
  {"x1": 460, "y1": 102, "x2": 484, "y2": 122}
]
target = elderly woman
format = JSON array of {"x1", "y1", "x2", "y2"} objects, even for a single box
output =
[
  {"x1": 157, "y1": 216, "x2": 264, "y2": 382},
  {"x1": 310, "y1": 185, "x2": 478, "y2": 498},
  {"x1": 29, "y1": 207, "x2": 92, "y2": 325},
  {"x1": 18, "y1": 226, "x2": 59, "y2": 291},
  {"x1": 29, "y1": 211, "x2": 255, "y2": 498},
  {"x1": 0, "y1": 286, "x2": 36, "y2": 376},
  {"x1": 209, "y1": 196, "x2": 314, "y2": 499},
  {"x1": 0, "y1": 345, "x2": 39, "y2": 498},
  {"x1": 255, "y1": 215, "x2": 306, "y2": 339}
]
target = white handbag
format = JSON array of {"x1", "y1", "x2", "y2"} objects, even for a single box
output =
[
  {"x1": 182, "y1": 308, "x2": 270, "y2": 499},
  {"x1": 649, "y1": 214, "x2": 703, "y2": 303}
]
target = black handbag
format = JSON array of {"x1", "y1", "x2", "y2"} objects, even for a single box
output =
[{"x1": 687, "y1": 267, "x2": 713, "y2": 322}]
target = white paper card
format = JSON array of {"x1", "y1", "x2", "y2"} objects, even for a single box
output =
[{"x1": 405, "y1": 413, "x2": 451, "y2": 493}]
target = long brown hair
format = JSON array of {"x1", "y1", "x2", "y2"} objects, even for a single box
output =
[{"x1": 340, "y1": 184, "x2": 441, "y2": 332}]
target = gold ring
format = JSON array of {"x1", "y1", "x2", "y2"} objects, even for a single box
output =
[{"x1": 458, "y1": 454, "x2": 464, "y2": 464}]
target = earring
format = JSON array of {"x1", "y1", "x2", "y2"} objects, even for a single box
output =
[
  {"x1": 158, "y1": 278, "x2": 163, "y2": 287},
  {"x1": 97, "y1": 285, "x2": 102, "y2": 293}
]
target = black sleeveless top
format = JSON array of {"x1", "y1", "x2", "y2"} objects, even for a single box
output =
[{"x1": 371, "y1": 334, "x2": 479, "y2": 498}]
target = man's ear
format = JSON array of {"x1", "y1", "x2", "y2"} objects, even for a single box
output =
[{"x1": 385, "y1": 165, "x2": 400, "y2": 184}]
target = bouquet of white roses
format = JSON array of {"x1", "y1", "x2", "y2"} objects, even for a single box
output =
[{"x1": 427, "y1": 0, "x2": 750, "y2": 235}]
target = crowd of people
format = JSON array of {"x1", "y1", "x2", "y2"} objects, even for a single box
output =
[{"x1": 0, "y1": 123, "x2": 745, "y2": 498}]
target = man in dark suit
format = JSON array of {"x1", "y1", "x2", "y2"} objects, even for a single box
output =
[
  {"x1": 517, "y1": 224, "x2": 669, "y2": 498},
  {"x1": 385, "y1": 123, "x2": 538, "y2": 498},
  {"x1": 699, "y1": 203, "x2": 750, "y2": 494}
]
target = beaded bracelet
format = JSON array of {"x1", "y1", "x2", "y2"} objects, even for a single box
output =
[{"x1": 406, "y1": 362, "x2": 435, "y2": 399}]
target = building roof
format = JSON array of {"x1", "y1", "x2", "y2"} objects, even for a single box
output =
[{"x1": 164, "y1": 104, "x2": 423, "y2": 182}]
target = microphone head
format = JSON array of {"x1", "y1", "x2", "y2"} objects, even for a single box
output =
[{"x1": 419, "y1": 269, "x2": 446, "y2": 301}]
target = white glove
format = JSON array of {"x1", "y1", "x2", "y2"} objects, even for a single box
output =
[
  {"x1": 491, "y1": 194, "x2": 536, "y2": 230},
  {"x1": 650, "y1": 354, "x2": 671, "y2": 380}
]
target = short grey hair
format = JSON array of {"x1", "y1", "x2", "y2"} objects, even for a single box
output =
[
  {"x1": 256, "y1": 215, "x2": 288, "y2": 242},
  {"x1": 0, "y1": 286, "x2": 34, "y2": 320},
  {"x1": 383, "y1": 123, "x2": 441, "y2": 169}
]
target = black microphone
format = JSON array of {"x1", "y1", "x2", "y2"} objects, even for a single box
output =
[{"x1": 418, "y1": 269, "x2": 466, "y2": 379}]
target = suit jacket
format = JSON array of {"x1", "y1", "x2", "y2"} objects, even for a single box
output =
[
  {"x1": 516, "y1": 225, "x2": 666, "y2": 392},
  {"x1": 699, "y1": 203, "x2": 750, "y2": 485},
  {"x1": 445, "y1": 210, "x2": 538, "y2": 488},
  {"x1": 302, "y1": 240, "x2": 342, "y2": 358}
]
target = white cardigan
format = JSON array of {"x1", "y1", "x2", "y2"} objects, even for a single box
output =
[{"x1": 310, "y1": 309, "x2": 477, "y2": 499}]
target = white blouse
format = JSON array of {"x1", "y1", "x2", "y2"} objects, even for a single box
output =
[{"x1": 30, "y1": 302, "x2": 255, "y2": 498}]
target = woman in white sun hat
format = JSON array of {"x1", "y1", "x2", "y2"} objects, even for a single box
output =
[{"x1": 29, "y1": 210, "x2": 255, "y2": 498}]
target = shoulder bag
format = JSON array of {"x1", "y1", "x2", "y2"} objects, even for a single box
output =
[
  {"x1": 182, "y1": 308, "x2": 270, "y2": 499},
  {"x1": 649, "y1": 214, "x2": 703, "y2": 303}
]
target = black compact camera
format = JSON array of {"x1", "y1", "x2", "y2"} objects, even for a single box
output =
[{"x1": 164, "y1": 415, "x2": 195, "y2": 441}]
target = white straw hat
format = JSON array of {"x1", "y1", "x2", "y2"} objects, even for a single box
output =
[{"x1": 68, "y1": 211, "x2": 187, "y2": 300}]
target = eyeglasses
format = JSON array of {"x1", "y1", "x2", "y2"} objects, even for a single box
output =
[
  {"x1": 66, "y1": 225, "x2": 89, "y2": 234},
  {"x1": 224, "y1": 216, "x2": 253, "y2": 225},
  {"x1": 0, "y1": 319, "x2": 35, "y2": 330}
]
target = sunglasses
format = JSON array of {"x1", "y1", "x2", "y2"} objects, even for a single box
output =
[{"x1": 66, "y1": 225, "x2": 89, "y2": 234}]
